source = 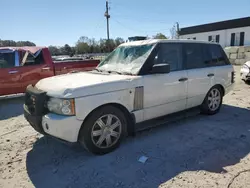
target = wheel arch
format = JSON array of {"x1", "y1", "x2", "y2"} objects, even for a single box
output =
[
  {"x1": 213, "y1": 84, "x2": 225, "y2": 96},
  {"x1": 77, "y1": 103, "x2": 135, "y2": 141}
]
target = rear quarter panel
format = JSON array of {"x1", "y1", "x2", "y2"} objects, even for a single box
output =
[
  {"x1": 214, "y1": 65, "x2": 234, "y2": 94},
  {"x1": 19, "y1": 64, "x2": 54, "y2": 89},
  {"x1": 19, "y1": 48, "x2": 54, "y2": 92}
]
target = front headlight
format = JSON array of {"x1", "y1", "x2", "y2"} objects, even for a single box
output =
[
  {"x1": 47, "y1": 98, "x2": 75, "y2": 115},
  {"x1": 243, "y1": 64, "x2": 249, "y2": 69}
]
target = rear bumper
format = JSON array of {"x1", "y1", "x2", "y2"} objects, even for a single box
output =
[{"x1": 24, "y1": 105, "x2": 82, "y2": 143}]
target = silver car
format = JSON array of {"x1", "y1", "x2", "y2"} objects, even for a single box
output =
[{"x1": 240, "y1": 61, "x2": 250, "y2": 83}]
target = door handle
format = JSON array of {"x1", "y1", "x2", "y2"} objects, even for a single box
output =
[
  {"x1": 207, "y1": 73, "x2": 215, "y2": 77},
  {"x1": 8, "y1": 70, "x2": 18, "y2": 74},
  {"x1": 179, "y1": 77, "x2": 188, "y2": 82},
  {"x1": 42, "y1": 67, "x2": 51, "y2": 71}
]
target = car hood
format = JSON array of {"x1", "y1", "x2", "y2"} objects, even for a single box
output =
[{"x1": 36, "y1": 72, "x2": 140, "y2": 98}]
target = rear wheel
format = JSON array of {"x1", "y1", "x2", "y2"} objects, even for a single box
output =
[
  {"x1": 201, "y1": 86, "x2": 223, "y2": 115},
  {"x1": 78, "y1": 106, "x2": 127, "y2": 155}
]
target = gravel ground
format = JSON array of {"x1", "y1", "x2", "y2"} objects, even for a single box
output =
[{"x1": 0, "y1": 66, "x2": 250, "y2": 188}]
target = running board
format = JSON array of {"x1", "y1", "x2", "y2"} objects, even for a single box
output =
[{"x1": 135, "y1": 107, "x2": 201, "y2": 132}]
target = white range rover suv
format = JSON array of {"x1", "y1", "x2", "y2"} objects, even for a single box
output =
[{"x1": 24, "y1": 39, "x2": 235, "y2": 154}]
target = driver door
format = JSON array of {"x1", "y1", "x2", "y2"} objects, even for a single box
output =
[
  {"x1": 142, "y1": 43, "x2": 188, "y2": 121},
  {"x1": 0, "y1": 51, "x2": 23, "y2": 96}
]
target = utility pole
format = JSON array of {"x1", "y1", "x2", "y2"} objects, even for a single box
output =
[
  {"x1": 104, "y1": 0, "x2": 110, "y2": 51},
  {"x1": 176, "y1": 22, "x2": 180, "y2": 39}
]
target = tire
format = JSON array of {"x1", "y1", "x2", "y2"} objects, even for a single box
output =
[
  {"x1": 244, "y1": 80, "x2": 250, "y2": 85},
  {"x1": 78, "y1": 106, "x2": 127, "y2": 155},
  {"x1": 201, "y1": 86, "x2": 223, "y2": 115}
]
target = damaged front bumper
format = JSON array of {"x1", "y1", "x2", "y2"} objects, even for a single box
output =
[{"x1": 24, "y1": 85, "x2": 82, "y2": 143}]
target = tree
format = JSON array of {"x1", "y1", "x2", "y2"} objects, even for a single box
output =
[
  {"x1": 75, "y1": 42, "x2": 89, "y2": 54},
  {"x1": 153, "y1": 33, "x2": 168, "y2": 39},
  {"x1": 99, "y1": 38, "x2": 108, "y2": 53},
  {"x1": 48, "y1": 46, "x2": 60, "y2": 56},
  {"x1": 61, "y1": 44, "x2": 73, "y2": 55},
  {"x1": 114, "y1": 37, "x2": 125, "y2": 47},
  {"x1": 0, "y1": 39, "x2": 36, "y2": 47},
  {"x1": 75, "y1": 36, "x2": 91, "y2": 54}
]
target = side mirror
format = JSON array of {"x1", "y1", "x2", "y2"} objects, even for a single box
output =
[{"x1": 152, "y1": 64, "x2": 170, "y2": 74}]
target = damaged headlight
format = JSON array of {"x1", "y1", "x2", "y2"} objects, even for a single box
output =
[{"x1": 47, "y1": 98, "x2": 75, "y2": 115}]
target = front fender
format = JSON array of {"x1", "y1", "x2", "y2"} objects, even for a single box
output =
[{"x1": 75, "y1": 89, "x2": 135, "y2": 121}]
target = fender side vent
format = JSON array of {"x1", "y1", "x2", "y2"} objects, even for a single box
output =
[{"x1": 134, "y1": 86, "x2": 144, "y2": 111}]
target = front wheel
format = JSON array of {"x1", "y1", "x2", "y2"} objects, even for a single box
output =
[
  {"x1": 244, "y1": 80, "x2": 250, "y2": 85},
  {"x1": 201, "y1": 86, "x2": 223, "y2": 115},
  {"x1": 78, "y1": 106, "x2": 127, "y2": 155}
]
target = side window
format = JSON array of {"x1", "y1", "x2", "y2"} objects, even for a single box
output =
[
  {"x1": 208, "y1": 44, "x2": 228, "y2": 66},
  {"x1": 21, "y1": 51, "x2": 44, "y2": 66},
  {"x1": 184, "y1": 43, "x2": 205, "y2": 69},
  {"x1": 0, "y1": 52, "x2": 15, "y2": 68},
  {"x1": 154, "y1": 43, "x2": 182, "y2": 71}
]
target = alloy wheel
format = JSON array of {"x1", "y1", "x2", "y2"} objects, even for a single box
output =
[
  {"x1": 91, "y1": 114, "x2": 122, "y2": 149},
  {"x1": 208, "y1": 88, "x2": 221, "y2": 111}
]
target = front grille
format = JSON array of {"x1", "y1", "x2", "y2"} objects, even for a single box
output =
[
  {"x1": 25, "y1": 85, "x2": 48, "y2": 116},
  {"x1": 25, "y1": 93, "x2": 36, "y2": 114}
]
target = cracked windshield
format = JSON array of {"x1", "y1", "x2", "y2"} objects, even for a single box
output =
[{"x1": 97, "y1": 44, "x2": 154, "y2": 75}]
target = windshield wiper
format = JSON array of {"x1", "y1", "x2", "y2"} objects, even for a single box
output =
[
  {"x1": 95, "y1": 69, "x2": 134, "y2": 75},
  {"x1": 120, "y1": 72, "x2": 134, "y2": 75},
  {"x1": 109, "y1": 71, "x2": 134, "y2": 75},
  {"x1": 93, "y1": 68, "x2": 102, "y2": 72}
]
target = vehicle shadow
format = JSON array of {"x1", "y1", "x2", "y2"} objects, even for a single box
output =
[
  {"x1": 26, "y1": 104, "x2": 250, "y2": 188},
  {"x1": 0, "y1": 97, "x2": 24, "y2": 120}
]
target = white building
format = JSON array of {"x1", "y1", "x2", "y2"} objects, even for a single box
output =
[{"x1": 179, "y1": 17, "x2": 250, "y2": 48}]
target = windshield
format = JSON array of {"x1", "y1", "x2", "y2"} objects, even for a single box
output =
[{"x1": 97, "y1": 44, "x2": 155, "y2": 75}]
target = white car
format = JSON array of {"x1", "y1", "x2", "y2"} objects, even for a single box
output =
[
  {"x1": 240, "y1": 61, "x2": 250, "y2": 83},
  {"x1": 24, "y1": 39, "x2": 235, "y2": 154}
]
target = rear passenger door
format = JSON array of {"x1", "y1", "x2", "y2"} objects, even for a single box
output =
[
  {"x1": 184, "y1": 43, "x2": 215, "y2": 109},
  {"x1": 18, "y1": 50, "x2": 54, "y2": 92}
]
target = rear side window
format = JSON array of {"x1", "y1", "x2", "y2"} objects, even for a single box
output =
[
  {"x1": 207, "y1": 44, "x2": 229, "y2": 66},
  {"x1": 184, "y1": 43, "x2": 206, "y2": 69},
  {"x1": 20, "y1": 51, "x2": 44, "y2": 66},
  {"x1": 154, "y1": 43, "x2": 182, "y2": 71}
]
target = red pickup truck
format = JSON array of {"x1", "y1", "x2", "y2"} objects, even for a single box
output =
[{"x1": 0, "y1": 46, "x2": 99, "y2": 96}]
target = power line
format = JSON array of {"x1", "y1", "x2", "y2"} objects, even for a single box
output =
[
  {"x1": 107, "y1": 2, "x2": 173, "y2": 38},
  {"x1": 112, "y1": 14, "x2": 171, "y2": 24},
  {"x1": 112, "y1": 18, "x2": 171, "y2": 34},
  {"x1": 112, "y1": 19, "x2": 144, "y2": 33}
]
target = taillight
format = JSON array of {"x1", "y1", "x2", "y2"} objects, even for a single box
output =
[{"x1": 231, "y1": 71, "x2": 235, "y2": 83}]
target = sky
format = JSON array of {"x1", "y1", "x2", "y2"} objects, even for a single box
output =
[{"x1": 1, "y1": 0, "x2": 250, "y2": 46}]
